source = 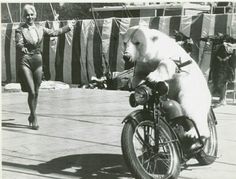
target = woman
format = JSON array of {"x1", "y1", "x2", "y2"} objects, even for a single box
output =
[{"x1": 15, "y1": 4, "x2": 75, "y2": 130}]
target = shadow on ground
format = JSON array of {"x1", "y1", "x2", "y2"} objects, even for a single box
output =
[
  {"x1": 2, "y1": 119, "x2": 29, "y2": 129},
  {"x1": 3, "y1": 154, "x2": 132, "y2": 178},
  {"x1": 37, "y1": 153, "x2": 132, "y2": 179}
]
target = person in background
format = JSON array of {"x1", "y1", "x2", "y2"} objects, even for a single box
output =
[
  {"x1": 15, "y1": 4, "x2": 75, "y2": 130},
  {"x1": 210, "y1": 41, "x2": 235, "y2": 106},
  {"x1": 174, "y1": 30, "x2": 193, "y2": 54}
]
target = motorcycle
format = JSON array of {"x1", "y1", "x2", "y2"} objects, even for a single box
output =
[{"x1": 121, "y1": 61, "x2": 218, "y2": 179}]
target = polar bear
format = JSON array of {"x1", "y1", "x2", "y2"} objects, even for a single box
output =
[{"x1": 121, "y1": 26, "x2": 212, "y2": 139}]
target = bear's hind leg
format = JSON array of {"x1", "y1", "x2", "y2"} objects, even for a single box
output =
[{"x1": 179, "y1": 97, "x2": 210, "y2": 139}]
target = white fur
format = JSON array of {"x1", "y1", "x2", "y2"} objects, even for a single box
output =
[{"x1": 121, "y1": 26, "x2": 212, "y2": 138}]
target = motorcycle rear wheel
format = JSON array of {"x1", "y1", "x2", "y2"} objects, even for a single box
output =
[
  {"x1": 121, "y1": 119, "x2": 180, "y2": 179},
  {"x1": 195, "y1": 108, "x2": 218, "y2": 165}
]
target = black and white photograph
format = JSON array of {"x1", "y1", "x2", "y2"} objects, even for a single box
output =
[{"x1": 1, "y1": 1, "x2": 236, "y2": 179}]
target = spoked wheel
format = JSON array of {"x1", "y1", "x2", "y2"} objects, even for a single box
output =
[
  {"x1": 122, "y1": 119, "x2": 180, "y2": 179},
  {"x1": 195, "y1": 108, "x2": 218, "y2": 165}
]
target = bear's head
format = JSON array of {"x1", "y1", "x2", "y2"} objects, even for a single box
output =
[{"x1": 121, "y1": 26, "x2": 161, "y2": 63}]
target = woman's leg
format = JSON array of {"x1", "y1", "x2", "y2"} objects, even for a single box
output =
[
  {"x1": 20, "y1": 66, "x2": 37, "y2": 119},
  {"x1": 32, "y1": 66, "x2": 43, "y2": 125}
]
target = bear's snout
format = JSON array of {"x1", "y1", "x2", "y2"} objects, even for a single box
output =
[{"x1": 123, "y1": 52, "x2": 132, "y2": 62}]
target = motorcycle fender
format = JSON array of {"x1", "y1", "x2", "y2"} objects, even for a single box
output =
[
  {"x1": 208, "y1": 107, "x2": 217, "y2": 125},
  {"x1": 122, "y1": 109, "x2": 152, "y2": 124}
]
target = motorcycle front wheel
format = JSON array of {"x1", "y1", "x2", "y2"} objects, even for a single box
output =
[{"x1": 121, "y1": 119, "x2": 180, "y2": 179}]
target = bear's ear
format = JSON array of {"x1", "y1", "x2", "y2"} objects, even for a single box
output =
[
  {"x1": 149, "y1": 29, "x2": 158, "y2": 42},
  {"x1": 152, "y1": 35, "x2": 158, "y2": 42}
]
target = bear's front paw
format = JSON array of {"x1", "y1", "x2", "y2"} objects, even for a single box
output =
[{"x1": 146, "y1": 73, "x2": 157, "y2": 83}]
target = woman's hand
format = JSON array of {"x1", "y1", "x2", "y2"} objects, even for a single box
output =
[
  {"x1": 68, "y1": 19, "x2": 77, "y2": 29},
  {"x1": 21, "y1": 47, "x2": 29, "y2": 54}
]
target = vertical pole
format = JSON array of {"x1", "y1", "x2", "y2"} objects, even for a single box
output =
[
  {"x1": 233, "y1": 2, "x2": 236, "y2": 13},
  {"x1": 210, "y1": 3, "x2": 213, "y2": 14},
  {"x1": 50, "y1": 3, "x2": 54, "y2": 16},
  {"x1": 181, "y1": 2, "x2": 185, "y2": 16},
  {"x1": 229, "y1": 2, "x2": 235, "y2": 37},
  {"x1": 163, "y1": 4, "x2": 166, "y2": 16},
  {"x1": 50, "y1": 3, "x2": 57, "y2": 20},
  {"x1": 6, "y1": 3, "x2": 13, "y2": 23},
  {"x1": 20, "y1": 3, "x2": 21, "y2": 22}
]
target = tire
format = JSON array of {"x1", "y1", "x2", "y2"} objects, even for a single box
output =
[
  {"x1": 121, "y1": 118, "x2": 181, "y2": 179},
  {"x1": 195, "y1": 108, "x2": 218, "y2": 165}
]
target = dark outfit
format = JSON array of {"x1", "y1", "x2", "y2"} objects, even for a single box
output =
[
  {"x1": 209, "y1": 44, "x2": 235, "y2": 100},
  {"x1": 15, "y1": 23, "x2": 71, "y2": 92}
]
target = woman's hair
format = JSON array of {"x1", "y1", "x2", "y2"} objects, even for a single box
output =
[{"x1": 23, "y1": 4, "x2": 37, "y2": 18}]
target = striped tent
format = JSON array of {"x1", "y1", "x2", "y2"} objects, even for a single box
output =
[{"x1": 2, "y1": 13, "x2": 236, "y2": 85}]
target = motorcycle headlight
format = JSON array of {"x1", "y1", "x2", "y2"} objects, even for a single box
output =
[
  {"x1": 129, "y1": 93, "x2": 137, "y2": 107},
  {"x1": 134, "y1": 85, "x2": 150, "y2": 105},
  {"x1": 155, "y1": 81, "x2": 169, "y2": 96}
]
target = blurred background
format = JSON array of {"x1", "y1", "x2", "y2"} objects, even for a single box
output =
[{"x1": 1, "y1": 2, "x2": 236, "y2": 23}]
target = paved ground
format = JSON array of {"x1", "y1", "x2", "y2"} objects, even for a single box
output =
[{"x1": 2, "y1": 88, "x2": 236, "y2": 179}]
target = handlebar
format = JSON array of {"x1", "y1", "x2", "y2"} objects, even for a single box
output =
[
  {"x1": 177, "y1": 60, "x2": 192, "y2": 68},
  {"x1": 135, "y1": 60, "x2": 192, "y2": 92}
]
